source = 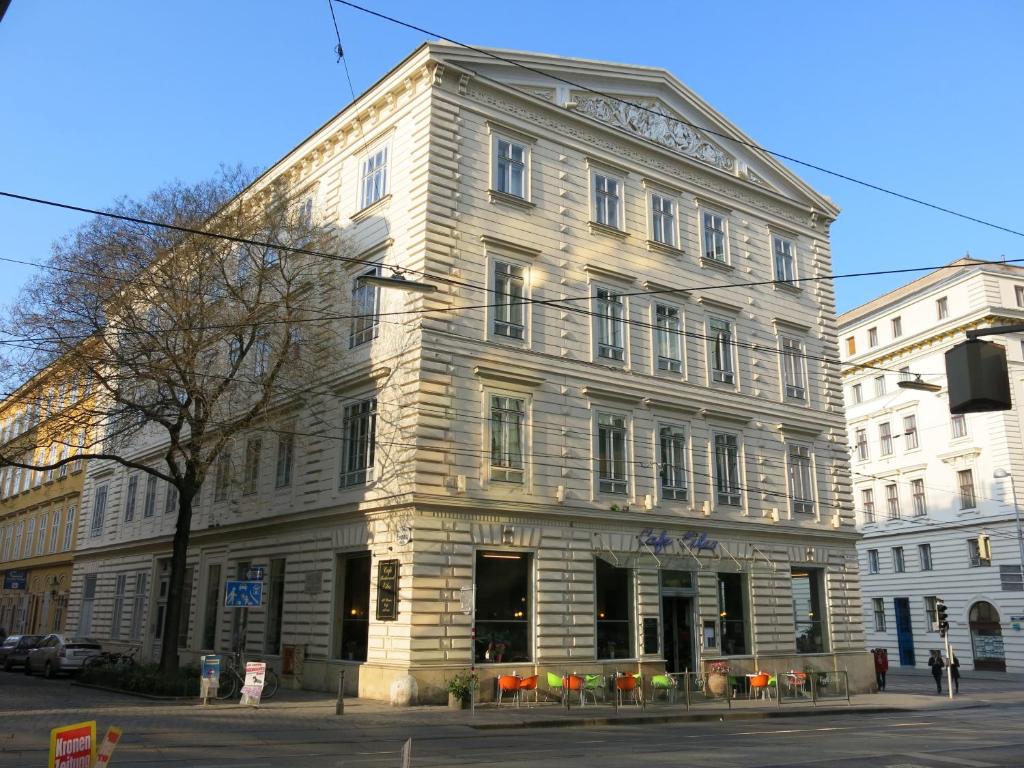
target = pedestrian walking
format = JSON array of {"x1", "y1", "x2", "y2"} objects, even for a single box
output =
[
  {"x1": 872, "y1": 648, "x2": 888, "y2": 691},
  {"x1": 950, "y1": 655, "x2": 960, "y2": 694},
  {"x1": 928, "y1": 649, "x2": 944, "y2": 694}
]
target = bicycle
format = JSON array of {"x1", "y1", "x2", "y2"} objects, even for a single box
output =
[
  {"x1": 213, "y1": 650, "x2": 279, "y2": 701},
  {"x1": 83, "y1": 646, "x2": 139, "y2": 670}
]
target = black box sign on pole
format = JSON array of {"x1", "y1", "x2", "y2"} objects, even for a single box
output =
[
  {"x1": 946, "y1": 339, "x2": 1012, "y2": 414},
  {"x1": 642, "y1": 617, "x2": 659, "y2": 655}
]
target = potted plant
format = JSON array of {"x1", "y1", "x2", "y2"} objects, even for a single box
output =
[
  {"x1": 706, "y1": 660, "x2": 730, "y2": 697},
  {"x1": 446, "y1": 672, "x2": 475, "y2": 709}
]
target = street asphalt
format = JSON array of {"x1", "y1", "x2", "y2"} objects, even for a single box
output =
[{"x1": 1, "y1": 667, "x2": 1022, "y2": 767}]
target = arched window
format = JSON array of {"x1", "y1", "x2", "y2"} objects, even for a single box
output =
[{"x1": 969, "y1": 601, "x2": 1000, "y2": 624}]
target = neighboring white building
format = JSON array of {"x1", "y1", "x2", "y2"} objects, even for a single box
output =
[
  {"x1": 840, "y1": 257, "x2": 1024, "y2": 672},
  {"x1": 67, "y1": 42, "x2": 873, "y2": 701}
]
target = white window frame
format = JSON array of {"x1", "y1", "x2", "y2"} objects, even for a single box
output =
[
  {"x1": 124, "y1": 474, "x2": 138, "y2": 522},
  {"x1": 350, "y1": 267, "x2": 380, "y2": 348},
  {"x1": 855, "y1": 428, "x2": 869, "y2": 461},
  {"x1": 713, "y1": 431, "x2": 742, "y2": 507},
  {"x1": 868, "y1": 327, "x2": 878, "y2": 347},
  {"x1": 491, "y1": 258, "x2": 528, "y2": 343},
  {"x1": 911, "y1": 478, "x2": 927, "y2": 516},
  {"x1": 144, "y1": 473, "x2": 159, "y2": 516},
  {"x1": 596, "y1": 411, "x2": 629, "y2": 496},
  {"x1": 781, "y1": 336, "x2": 807, "y2": 400},
  {"x1": 48, "y1": 509, "x2": 60, "y2": 553},
  {"x1": 650, "y1": 193, "x2": 676, "y2": 247},
  {"x1": 701, "y1": 209, "x2": 728, "y2": 264},
  {"x1": 653, "y1": 303, "x2": 683, "y2": 374},
  {"x1": 25, "y1": 517, "x2": 34, "y2": 558},
  {"x1": 885, "y1": 483, "x2": 900, "y2": 520},
  {"x1": 958, "y1": 468, "x2": 976, "y2": 509},
  {"x1": 903, "y1": 414, "x2": 919, "y2": 450},
  {"x1": 658, "y1": 424, "x2": 689, "y2": 501},
  {"x1": 787, "y1": 443, "x2": 815, "y2": 515},
  {"x1": 592, "y1": 172, "x2": 623, "y2": 230},
  {"x1": 488, "y1": 393, "x2": 527, "y2": 484},
  {"x1": 708, "y1": 317, "x2": 736, "y2": 385},
  {"x1": 36, "y1": 511, "x2": 47, "y2": 554},
  {"x1": 951, "y1": 413, "x2": 967, "y2": 440},
  {"x1": 919, "y1": 543, "x2": 933, "y2": 572},
  {"x1": 851, "y1": 383, "x2": 863, "y2": 404},
  {"x1": 872, "y1": 597, "x2": 885, "y2": 630},
  {"x1": 242, "y1": 437, "x2": 261, "y2": 496},
  {"x1": 594, "y1": 287, "x2": 626, "y2": 363},
  {"x1": 891, "y1": 316, "x2": 902, "y2": 338},
  {"x1": 772, "y1": 234, "x2": 796, "y2": 283},
  {"x1": 861, "y1": 488, "x2": 875, "y2": 523},
  {"x1": 360, "y1": 145, "x2": 389, "y2": 210},
  {"x1": 878, "y1": 422, "x2": 893, "y2": 456},
  {"x1": 936, "y1": 296, "x2": 949, "y2": 320},
  {"x1": 62, "y1": 507, "x2": 75, "y2": 552},
  {"x1": 891, "y1": 546, "x2": 905, "y2": 573},
  {"x1": 275, "y1": 432, "x2": 294, "y2": 489},
  {"x1": 492, "y1": 136, "x2": 530, "y2": 200},
  {"x1": 874, "y1": 376, "x2": 886, "y2": 398},
  {"x1": 90, "y1": 484, "x2": 108, "y2": 537},
  {"x1": 341, "y1": 396, "x2": 377, "y2": 488}
]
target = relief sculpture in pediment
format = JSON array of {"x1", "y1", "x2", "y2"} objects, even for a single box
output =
[{"x1": 572, "y1": 95, "x2": 736, "y2": 172}]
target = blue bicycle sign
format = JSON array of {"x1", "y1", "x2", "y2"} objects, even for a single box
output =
[{"x1": 224, "y1": 580, "x2": 264, "y2": 607}]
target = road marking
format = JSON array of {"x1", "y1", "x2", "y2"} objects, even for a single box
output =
[
  {"x1": 904, "y1": 752, "x2": 995, "y2": 767},
  {"x1": 732, "y1": 727, "x2": 854, "y2": 736},
  {"x1": 578, "y1": 740, "x2": 606, "y2": 743},
  {"x1": 885, "y1": 722, "x2": 932, "y2": 727}
]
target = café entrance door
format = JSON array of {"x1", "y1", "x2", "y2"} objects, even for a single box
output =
[{"x1": 662, "y1": 595, "x2": 695, "y2": 673}]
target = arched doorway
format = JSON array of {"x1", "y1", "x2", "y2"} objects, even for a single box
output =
[{"x1": 969, "y1": 601, "x2": 1006, "y2": 672}]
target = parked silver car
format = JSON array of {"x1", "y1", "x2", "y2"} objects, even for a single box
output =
[
  {"x1": 0, "y1": 634, "x2": 42, "y2": 671},
  {"x1": 25, "y1": 634, "x2": 101, "y2": 678}
]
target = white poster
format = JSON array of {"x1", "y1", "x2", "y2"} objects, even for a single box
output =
[{"x1": 240, "y1": 661, "x2": 266, "y2": 706}]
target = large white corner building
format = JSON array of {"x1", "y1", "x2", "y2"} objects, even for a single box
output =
[
  {"x1": 840, "y1": 258, "x2": 1024, "y2": 672},
  {"x1": 66, "y1": 42, "x2": 873, "y2": 701}
]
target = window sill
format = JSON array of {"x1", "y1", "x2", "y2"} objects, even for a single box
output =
[
  {"x1": 350, "y1": 194, "x2": 392, "y2": 223},
  {"x1": 488, "y1": 189, "x2": 535, "y2": 210},
  {"x1": 645, "y1": 239, "x2": 685, "y2": 258},
  {"x1": 700, "y1": 257, "x2": 733, "y2": 273},
  {"x1": 588, "y1": 221, "x2": 628, "y2": 239},
  {"x1": 772, "y1": 280, "x2": 802, "y2": 295}
]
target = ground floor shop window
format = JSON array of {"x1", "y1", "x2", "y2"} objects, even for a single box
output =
[
  {"x1": 475, "y1": 551, "x2": 532, "y2": 663},
  {"x1": 596, "y1": 558, "x2": 632, "y2": 659},
  {"x1": 333, "y1": 552, "x2": 370, "y2": 661},
  {"x1": 717, "y1": 572, "x2": 748, "y2": 655},
  {"x1": 791, "y1": 567, "x2": 827, "y2": 653}
]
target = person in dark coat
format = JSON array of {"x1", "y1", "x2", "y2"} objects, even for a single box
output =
[
  {"x1": 928, "y1": 650, "x2": 944, "y2": 694},
  {"x1": 872, "y1": 648, "x2": 888, "y2": 691},
  {"x1": 950, "y1": 655, "x2": 960, "y2": 694}
]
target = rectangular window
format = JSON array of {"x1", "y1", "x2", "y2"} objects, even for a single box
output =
[
  {"x1": 846, "y1": 336, "x2": 856, "y2": 356},
  {"x1": 12, "y1": 522, "x2": 23, "y2": 560},
  {"x1": 493, "y1": 261, "x2": 526, "y2": 340},
  {"x1": 80, "y1": 575, "x2": 97, "y2": 634},
  {"x1": 490, "y1": 395, "x2": 525, "y2": 483},
  {"x1": 919, "y1": 543, "x2": 933, "y2": 571},
  {"x1": 773, "y1": 235, "x2": 796, "y2": 283},
  {"x1": 852, "y1": 384, "x2": 862, "y2": 404},
  {"x1": 475, "y1": 551, "x2": 533, "y2": 663},
  {"x1": 891, "y1": 316, "x2": 902, "y2": 338},
  {"x1": 650, "y1": 194, "x2": 676, "y2": 246},
  {"x1": 275, "y1": 433, "x2": 294, "y2": 489},
  {"x1": 1000, "y1": 564, "x2": 1024, "y2": 591},
  {"x1": 596, "y1": 558, "x2": 632, "y2": 659},
  {"x1": 341, "y1": 398, "x2": 377, "y2": 487},
  {"x1": 25, "y1": 518, "x2": 35, "y2": 558},
  {"x1": 781, "y1": 337, "x2": 806, "y2": 399},
  {"x1": 902, "y1": 481, "x2": 922, "y2": 520},
  {"x1": 360, "y1": 146, "x2": 388, "y2": 208},
  {"x1": 62, "y1": 507, "x2": 75, "y2": 552},
  {"x1": 593, "y1": 174, "x2": 621, "y2": 229},
  {"x1": 951, "y1": 414, "x2": 967, "y2": 439},
  {"x1": 90, "y1": 485, "x2": 108, "y2": 537},
  {"x1": 867, "y1": 549, "x2": 880, "y2": 574},
  {"x1": 48, "y1": 509, "x2": 60, "y2": 554},
  {"x1": 885, "y1": 483, "x2": 900, "y2": 520},
  {"x1": 659, "y1": 426, "x2": 688, "y2": 500},
  {"x1": 968, "y1": 538, "x2": 991, "y2": 567},
  {"x1": 872, "y1": 597, "x2": 886, "y2": 631},
  {"x1": 654, "y1": 304, "x2": 683, "y2": 372},
  {"x1": 264, "y1": 558, "x2": 286, "y2": 655},
  {"x1": 856, "y1": 429, "x2": 869, "y2": 461},
  {"x1": 958, "y1": 469, "x2": 976, "y2": 509},
  {"x1": 164, "y1": 482, "x2": 178, "y2": 515},
  {"x1": 595, "y1": 288, "x2": 625, "y2": 361},
  {"x1": 144, "y1": 474, "x2": 158, "y2": 516},
  {"x1": 213, "y1": 453, "x2": 231, "y2": 502},
  {"x1": 936, "y1": 297, "x2": 949, "y2": 320},
  {"x1": 350, "y1": 268, "x2": 380, "y2": 347},
  {"x1": 202, "y1": 563, "x2": 222, "y2": 649},
  {"x1": 702, "y1": 211, "x2": 727, "y2": 262},
  {"x1": 868, "y1": 327, "x2": 878, "y2": 347},
  {"x1": 717, "y1": 572, "x2": 748, "y2": 655},
  {"x1": 1, "y1": 525, "x2": 10, "y2": 561},
  {"x1": 862, "y1": 489, "x2": 876, "y2": 523},
  {"x1": 1016, "y1": 285, "x2": 1024, "y2": 308},
  {"x1": 788, "y1": 444, "x2": 814, "y2": 515},
  {"x1": 124, "y1": 475, "x2": 138, "y2": 522},
  {"x1": 36, "y1": 512, "x2": 47, "y2": 555},
  {"x1": 879, "y1": 422, "x2": 893, "y2": 456},
  {"x1": 714, "y1": 432, "x2": 742, "y2": 506},
  {"x1": 709, "y1": 318, "x2": 735, "y2": 384},
  {"x1": 598, "y1": 413, "x2": 628, "y2": 494},
  {"x1": 924, "y1": 596, "x2": 938, "y2": 630},
  {"x1": 892, "y1": 546, "x2": 905, "y2": 573},
  {"x1": 334, "y1": 553, "x2": 370, "y2": 661},
  {"x1": 495, "y1": 139, "x2": 526, "y2": 198},
  {"x1": 903, "y1": 415, "x2": 918, "y2": 450},
  {"x1": 111, "y1": 574, "x2": 127, "y2": 641},
  {"x1": 792, "y1": 568, "x2": 827, "y2": 653},
  {"x1": 242, "y1": 438, "x2": 261, "y2": 496},
  {"x1": 874, "y1": 375, "x2": 886, "y2": 397}
]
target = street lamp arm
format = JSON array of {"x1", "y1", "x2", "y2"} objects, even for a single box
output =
[{"x1": 966, "y1": 323, "x2": 1024, "y2": 340}]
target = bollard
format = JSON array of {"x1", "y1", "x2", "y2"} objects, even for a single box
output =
[{"x1": 335, "y1": 670, "x2": 345, "y2": 716}]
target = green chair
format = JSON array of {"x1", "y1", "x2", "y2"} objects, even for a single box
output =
[
  {"x1": 651, "y1": 674, "x2": 675, "y2": 703},
  {"x1": 546, "y1": 671, "x2": 564, "y2": 703},
  {"x1": 767, "y1": 675, "x2": 778, "y2": 700},
  {"x1": 584, "y1": 674, "x2": 604, "y2": 704}
]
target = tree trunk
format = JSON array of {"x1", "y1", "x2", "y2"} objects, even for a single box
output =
[{"x1": 158, "y1": 483, "x2": 196, "y2": 678}]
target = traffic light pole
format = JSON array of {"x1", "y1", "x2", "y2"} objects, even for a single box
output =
[{"x1": 944, "y1": 635, "x2": 954, "y2": 700}]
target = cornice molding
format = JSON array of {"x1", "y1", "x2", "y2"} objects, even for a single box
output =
[
  {"x1": 480, "y1": 235, "x2": 542, "y2": 259},
  {"x1": 473, "y1": 365, "x2": 545, "y2": 388}
]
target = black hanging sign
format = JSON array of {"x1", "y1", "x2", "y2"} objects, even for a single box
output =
[
  {"x1": 642, "y1": 617, "x2": 659, "y2": 655},
  {"x1": 376, "y1": 559, "x2": 400, "y2": 621}
]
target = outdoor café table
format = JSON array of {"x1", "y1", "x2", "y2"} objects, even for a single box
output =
[{"x1": 785, "y1": 671, "x2": 808, "y2": 698}]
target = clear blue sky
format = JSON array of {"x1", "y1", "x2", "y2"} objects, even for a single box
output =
[{"x1": 1, "y1": 1, "x2": 1021, "y2": 315}]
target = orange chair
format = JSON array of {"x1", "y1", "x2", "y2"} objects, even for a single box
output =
[
  {"x1": 748, "y1": 673, "x2": 770, "y2": 700},
  {"x1": 518, "y1": 674, "x2": 539, "y2": 706},
  {"x1": 497, "y1": 674, "x2": 521, "y2": 707},
  {"x1": 564, "y1": 674, "x2": 587, "y2": 706},
  {"x1": 615, "y1": 673, "x2": 640, "y2": 707}
]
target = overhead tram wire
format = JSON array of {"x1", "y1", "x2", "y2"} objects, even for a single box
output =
[{"x1": 331, "y1": 0, "x2": 1024, "y2": 241}]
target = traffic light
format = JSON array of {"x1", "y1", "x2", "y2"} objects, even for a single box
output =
[{"x1": 936, "y1": 599, "x2": 950, "y2": 638}]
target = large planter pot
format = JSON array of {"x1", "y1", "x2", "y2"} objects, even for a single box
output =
[
  {"x1": 707, "y1": 672, "x2": 728, "y2": 697},
  {"x1": 448, "y1": 693, "x2": 467, "y2": 709}
]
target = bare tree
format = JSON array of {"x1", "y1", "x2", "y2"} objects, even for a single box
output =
[{"x1": 0, "y1": 166, "x2": 354, "y2": 675}]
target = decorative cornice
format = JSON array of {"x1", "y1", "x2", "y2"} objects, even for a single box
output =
[
  {"x1": 643, "y1": 397, "x2": 698, "y2": 415},
  {"x1": 700, "y1": 407, "x2": 752, "y2": 425},
  {"x1": 642, "y1": 280, "x2": 690, "y2": 299},
  {"x1": 584, "y1": 263, "x2": 636, "y2": 286},
  {"x1": 697, "y1": 295, "x2": 742, "y2": 315},
  {"x1": 480, "y1": 235, "x2": 542, "y2": 258},
  {"x1": 582, "y1": 385, "x2": 644, "y2": 405},
  {"x1": 473, "y1": 366, "x2": 545, "y2": 388}
]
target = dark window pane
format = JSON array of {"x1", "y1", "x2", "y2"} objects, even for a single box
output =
[
  {"x1": 596, "y1": 558, "x2": 632, "y2": 659},
  {"x1": 475, "y1": 551, "x2": 531, "y2": 664},
  {"x1": 341, "y1": 554, "x2": 371, "y2": 661},
  {"x1": 717, "y1": 572, "x2": 747, "y2": 655}
]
